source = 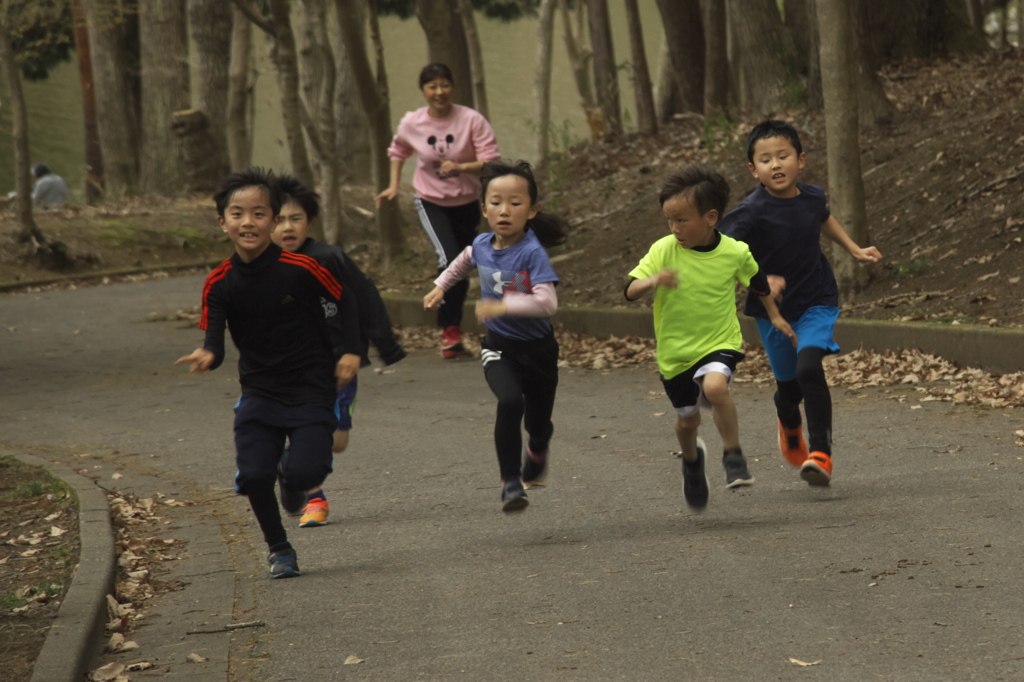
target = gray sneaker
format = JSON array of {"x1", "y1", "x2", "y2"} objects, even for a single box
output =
[
  {"x1": 681, "y1": 437, "x2": 710, "y2": 510},
  {"x1": 723, "y1": 449, "x2": 755, "y2": 488},
  {"x1": 268, "y1": 547, "x2": 301, "y2": 579}
]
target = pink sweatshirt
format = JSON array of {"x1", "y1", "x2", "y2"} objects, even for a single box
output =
[{"x1": 387, "y1": 104, "x2": 500, "y2": 207}]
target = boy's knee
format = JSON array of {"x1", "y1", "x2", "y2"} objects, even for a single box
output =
[
  {"x1": 676, "y1": 413, "x2": 701, "y2": 430},
  {"x1": 701, "y1": 375, "x2": 732, "y2": 405}
]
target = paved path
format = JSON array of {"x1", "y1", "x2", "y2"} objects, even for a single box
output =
[{"x1": 2, "y1": 276, "x2": 1023, "y2": 681}]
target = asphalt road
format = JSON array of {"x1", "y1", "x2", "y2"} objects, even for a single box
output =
[{"x1": 2, "y1": 275, "x2": 1022, "y2": 681}]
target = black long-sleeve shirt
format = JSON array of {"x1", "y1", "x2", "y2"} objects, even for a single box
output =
[
  {"x1": 296, "y1": 238, "x2": 406, "y2": 366},
  {"x1": 200, "y1": 244, "x2": 361, "y2": 405}
]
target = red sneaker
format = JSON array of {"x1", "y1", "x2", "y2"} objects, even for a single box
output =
[
  {"x1": 440, "y1": 326, "x2": 463, "y2": 359},
  {"x1": 778, "y1": 419, "x2": 809, "y2": 468},
  {"x1": 800, "y1": 452, "x2": 833, "y2": 487}
]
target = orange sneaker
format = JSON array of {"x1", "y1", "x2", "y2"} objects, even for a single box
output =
[
  {"x1": 299, "y1": 498, "x2": 329, "y2": 527},
  {"x1": 800, "y1": 452, "x2": 832, "y2": 487},
  {"x1": 778, "y1": 420, "x2": 809, "y2": 467},
  {"x1": 440, "y1": 326, "x2": 463, "y2": 359}
]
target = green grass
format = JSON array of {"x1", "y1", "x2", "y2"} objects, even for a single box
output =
[
  {"x1": 93, "y1": 220, "x2": 145, "y2": 246},
  {"x1": 13, "y1": 475, "x2": 67, "y2": 499}
]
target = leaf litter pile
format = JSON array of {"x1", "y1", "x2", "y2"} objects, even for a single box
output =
[{"x1": 396, "y1": 325, "x2": 1024, "y2": 412}]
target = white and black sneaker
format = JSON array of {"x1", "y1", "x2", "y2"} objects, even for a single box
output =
[
  {"x1": 501, "y1": 479, "x2": 529, "y2": 513},
  {"x1": 681, "y1": 437, "x2": 710, "y2": 510},
  {"x1": 723, "y1": 448, "x2": 755, "y2": 488}
]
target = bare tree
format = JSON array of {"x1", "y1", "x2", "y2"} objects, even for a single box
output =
[
  {"x1": 702, "y1": 0, "x2": 727, "y2": 118},
  {"x1": 816, "y1": 0, "x2": 870, "y2": 295},
  {"x1": 227, "y1": 4, "x2": 253, "y2": 171},
  {"x1": 82, "y1": 0, "x2": 139, "y2": 195},
  {"x1": 231, "y1": 0, "x2": 316, "y2": 185},
  {"x1": 728, "y1": 0, "x2": 801, "y2": 117},
  {"x1": 139, "y1": 0, "x2": 190, "y2": 194},
  {"x1": 653, "y1": 39, "x2": 682, "y2": 123},
  {"x1": 297, "y1": 0, "x2": 339, "y2": 244},
  {"x1": 849, "y1": 0, "x2": 897, "y2": 126},
  {"x1": 334, "y1": 0, "x2": 371, "y2": 179},
  {"x1": 559, "y1": 0, "x2": 608, "y2": 140},
  {"x1": 587, "y1": 0, "x2": 621, "y2": 135},
  {"x1": 624, "y1": 0, "x2": 656, "y2": 135},
  {"x1": 189, "y1": 0, "x2": 233, "y2": 182},
  {"x1": 335, "y1": 0, "x2": 406, "y2": 266},
  {"x1": 656, "y1": 0, "x2": 704, "y2": 115},
  {"x1": 457, "y1": 0, "x2": 488, "y2": 118},
  {"x1": 416, "y1": 0, "x2": 472, "y2": 107},
  {"x1": 533, "y1": 0, "x2": 557, "y2": 165},
  {"x1": 69, "y1": 0, "x2": 103, "y2": 202},
  {"x1": 0, "y1": 3, "x2": 68, "y2": 265}
]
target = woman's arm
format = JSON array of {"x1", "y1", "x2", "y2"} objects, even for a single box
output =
[{"x1": 374, "y1": 159, "x2": 404, "y2": 207}]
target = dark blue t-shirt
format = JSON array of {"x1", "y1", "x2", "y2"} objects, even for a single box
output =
[{"x1": 718, "y1": 183, "x2": 836, "y2": 322}]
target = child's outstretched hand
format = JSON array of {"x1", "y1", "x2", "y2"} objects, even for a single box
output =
[
  {"x1": 476, "y1": 299, "x2": 508, "y2": 323},
  {"x1": 767, "y1": 274, "x2": 786, "y2": 303},
  {"x1": 424, "y1": 286, "x2": 445, "y2": 311},
  {"x1": 176, "y1": 348, "x2": 214, "y2": 373},
  {"x1": 771, "y1": 317, "x2": 798, "y2": 348},
  {"x1": 853, "y1": 246, "x2": 882, "y2": 264},
  {"x1": 336, "y1": 353, "x2": 360, "y2": 388},
  {"x1": 653, "y1": 268, "x2": 679, "y2": 289}
]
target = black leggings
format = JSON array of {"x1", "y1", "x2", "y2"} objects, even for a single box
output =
[
  {"x1": 416, "y1": 197, "x2": 481, "y2": 328},
  {"x1": 481, "y1": 331, "x2": 559, "y2": 481},
  {"x1": 774, "y1": 347, "x2": 832, "y2": 455}
]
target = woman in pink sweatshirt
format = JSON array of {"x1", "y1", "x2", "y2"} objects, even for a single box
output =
[{"x1": 376, "y1": 63, "x2": 500, "y2": 359}]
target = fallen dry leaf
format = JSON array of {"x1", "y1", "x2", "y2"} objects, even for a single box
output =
[
  {"x1": 788, "y1": 658, "x2": 823, "y2": 666},
  {"x1": 186, "y1": 652, "x2": 208, "y2": 663},
  {"x1": 344, "y1": 655, "x2": 364, "y2": 665},
  {"x1": 89, "y1": 662, "x2": 126, "y2": 681}
]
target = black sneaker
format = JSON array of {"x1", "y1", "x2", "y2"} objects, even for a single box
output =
[
  {"x1": 268, "y1": 547, "x2": 301, "y2": 579},
  {"x1": 522, "y1": 446, "x2": 548, "y2": 484},
  {"x1": 681, "y1": 437, "x2": 710, "y2": 510},
  {"x1": 723, "y1": 449, "x2": 755, "y2": 488},
  {"x1": 501, "y1": 479, "x2": 529, "y2": 513},
  {"x1": 277, "y1": 448, "x2": 307, "y2": 516}
]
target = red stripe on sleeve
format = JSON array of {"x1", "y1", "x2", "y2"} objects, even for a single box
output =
[
  {"x1": 279, "y1": 252, "x2": 343, "y2": 300},
  {"x1": 200, "y1": 259, "x2": 232, "y2": 330}
]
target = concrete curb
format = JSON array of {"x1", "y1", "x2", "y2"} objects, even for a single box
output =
[
  {"x1": 382, "y1": 294, "x2": 1024, "y2": 374},
  {"x1": 12, "y1": 453, "x2": 116, "y2": 682}
]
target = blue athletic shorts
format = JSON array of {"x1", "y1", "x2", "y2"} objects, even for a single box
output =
[
  {"x1": 334, "y1": 375, "x2": 358, "y2": 432},
  {"x1": 755, "y1": 306, "x2": 840, "y2": 382}
]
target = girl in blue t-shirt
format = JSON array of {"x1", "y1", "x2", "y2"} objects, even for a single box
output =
[{"x1": 424, "y1": 159, "x2": 567, "y2": 512}]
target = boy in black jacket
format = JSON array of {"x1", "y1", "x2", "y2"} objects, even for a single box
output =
[
  {"x1": 177, "y1": 168, "x2": 362, "y2": 578},
  {"x1": 272, "y1": 175, "x2": 406, "y2": 528}
]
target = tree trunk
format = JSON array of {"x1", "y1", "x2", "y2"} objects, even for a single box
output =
[
  {"x1": 83, "y1": 0, "x2": 139, "y2": 196},
  {"x1": 784, "y1": 0, "x2": 813, "y2": 73},
  {"x1": 189, "y1": 0, "x2": 233, "y2": 184},
  {"x1": 559, "y1": 0, "x2": 608, "y2": 140},
  {"x1": 859, "y1": 0, "x2": 984, "y2": 60},
  {"x1": 335, "y1": 0, "x2": 406, "y2": 267},
  {"x1": 816, "y1": 0, "x2": 869, "y2": 296},
  {"x1": 702, "y1": 0, "x2": 727, "y2": 118},
  {"x1": 171, "y1": 110, "x2": 223, "y2": 192},
  {"x1": 656, "y1": 0, "x2": 704, "y2": 115},
  {"x1": 965, "y1": 0, "x2": 985, "y2": 33},
  {"x1": 728, "y1": 0, "x2": 802, "y2": 117},
  {"x1": 624, "y1": 0, "x2": 656, "y2": 135},
  {"x1": 0, "y1": 11, "x2": 70, "y2": 267},
  {"x1": 849, "y1": 0, "x2": 897, "y2": 126},
  {"x1": 534, "y1": 0, "x2": 556, "y2": 165},
  {"x1": 335, "y1": 0, "x2": 371, "y2": 180},
  {"x1": 227, "y1": 5, "x2": 253, "y2": 171},
  {"x1": 586, "y1": 0, "x2": 621, "y2": 135},
  {"x1": 69, "y1": 0, "x2": 104, "y2": 202},
  {"x1": 231, "y1": 0, "x2": 316, "y2": 185},
  {"x1": 654, "y1": 39, "x2": 682, "y2": 123},
  {"x1": 416, "y1": 0, "x2": 473, "y2": 108},
  {"x1": 139, "y1": 0, "x2": 190, "y2": 194},
  {"x1": 457, "y1": 0, "x2": 488, "y2": 118},
  {"x1": 297, "y1": 0, "x2": 339, "y2": 245}
]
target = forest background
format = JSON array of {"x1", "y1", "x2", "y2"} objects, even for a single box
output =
[{"x1": 0, "y1": 0, "x2": 1022, "y2": 327}]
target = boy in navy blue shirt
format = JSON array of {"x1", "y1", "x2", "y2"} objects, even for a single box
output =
[
  {"x1": 719, "y1": 121, "x2": 882, "y2": 486},
  {"x1": 177, "y1": 168, "x2": 361, "y2": 578}
]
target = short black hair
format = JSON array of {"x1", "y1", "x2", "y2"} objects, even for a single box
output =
[
  {"x1": 480, "y1": 158, "x2": 567, "y2": 248},
  {"x1": 746, "y1": 120, "x2": 803, "y2": 162},
  {"x1": 276, "y1": 174, "x2": 320, "y2": 221},
  {"x1": 419, "y1": 62, "x2": 454, "y2": 88},
  {"x1": 659, "y1": 163, "x2": 730, "y2": 218},
  {"x1": 32, "y1": 164, "x2": 50, "y2": 178},
  {"x1": 213, "y1": 167, "x2": 280, "y2": 218}
]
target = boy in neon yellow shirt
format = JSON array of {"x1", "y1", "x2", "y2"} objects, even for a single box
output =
[{"x1": 626, "y1": 164, "x2": 796, "y2": 510}]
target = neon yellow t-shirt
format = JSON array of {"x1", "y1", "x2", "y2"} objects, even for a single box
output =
[{"x1": 629, "y1": 233, "x2": 758, "y2": 379}]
